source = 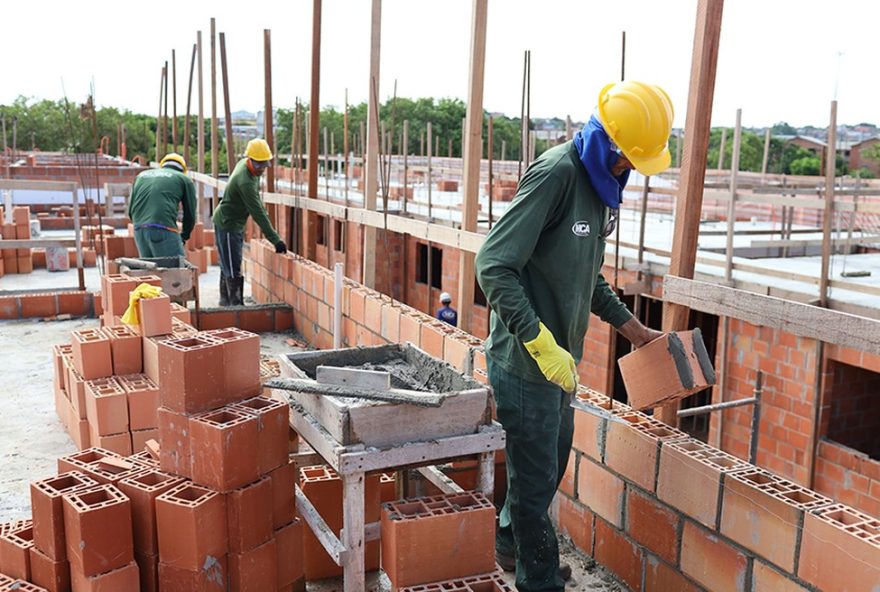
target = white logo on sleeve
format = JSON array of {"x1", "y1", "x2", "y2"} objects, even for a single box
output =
[{"x1": 571, "y1": 221, "x2": 591, "y2": 237}]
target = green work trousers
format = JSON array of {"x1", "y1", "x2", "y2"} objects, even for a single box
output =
[
  {"x1": 134, "y1": 227, "x2": 184, "y2": 258},
  {"x1": 489, "y1": 357, "x2": 574, "y2": 592}
]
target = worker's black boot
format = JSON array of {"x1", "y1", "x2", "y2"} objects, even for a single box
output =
[
  {"x1": 219, "y1": 275, "x2": 230, "y2": 306},
  {"x1": 227, "y1": 276, "x2": 245, "y2": 306}
]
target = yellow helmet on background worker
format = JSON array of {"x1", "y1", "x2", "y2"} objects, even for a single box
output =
[
  {"x1": 160, "y1": 152, "x2": 187, "y2": 173},
  {"x1": 245, "y1": 138, "x2": 273, "y2": 162},
  {"x1": 597, "y1": 81, "x2": 673, "y2": 177}
]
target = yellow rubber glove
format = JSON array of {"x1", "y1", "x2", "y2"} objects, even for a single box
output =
[
  {"x1": 121, "y1": 283, "x2": 165, "y2": 326},
  {"x1": 523, "y1": 322, "x2": 578, "y2": 393}
]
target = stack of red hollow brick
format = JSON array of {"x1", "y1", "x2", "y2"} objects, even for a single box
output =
[
  {"x1": 1, "y1": 272, "x2": 303, "y2": 591},
  {"x1": 0, "y1": 205, "x2": 34, "y2": 276}
]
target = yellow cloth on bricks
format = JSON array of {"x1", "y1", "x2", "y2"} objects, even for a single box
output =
[{"x1": 121, "y1": 283, "x2": 165, "y2": 325}]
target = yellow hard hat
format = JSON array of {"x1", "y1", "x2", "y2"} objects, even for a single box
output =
[
  {"x1": 245, "y1": 138, "x2": 273, "y2": 162},
  {"x1": 597, "y1": 81, "x2": 674, "y2": 176},
  {"x1": 159, "y1": 152, "x2": 187, "y2": 173}
]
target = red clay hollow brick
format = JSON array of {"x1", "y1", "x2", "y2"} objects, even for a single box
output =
[
  {"x1": 680, "y1": 521, "x2": 749, "y2": 592},
  {"x1": 101, "y1": 274, "x2": 138, "y2": 318},
  {"x1": 269, "y1": 460, "x2": 298, "y2": 530},
  {"x1": 70, "y1": 328, "x2": 113, "y2": 380},
  {"x1": 656, "y1": 437, "x2": 749, "y2": 528},
  {"x1": 593, "y1": 518, "x2": 642, "y2": 592},
  {"x1": 721, "y1": 466, "x2": 833, "y2": 573},
  {"x1": 798, "y1": 503, "x2": 880, "y2": 591},
  {"x1": 69, "y1": 559, "x2": 140, "y2": 591},
  {"x1": 625, "y1": 487, "x2": 680, "y2": 565},
  {"x1": 30, "y1": 471, "x2": 98, "y2": 561},
  {"x1": 202, "y1": 328, "x2": 262, "y2": 401},
  {"x1": 28, "y1": 545, "x2": 70, "y2": 592},
  {"x1": 381, "y1": 492, "x2": 496, "y2": 590},
  {"x1": 0, "y1": 521, "x2": 34, "y2": 580},
  {"x1": 117, "y1": 469, "x2": 185, "y2": 555},
  {"x1": 227, "y1": 477, "x2": 274, "y2": 554},
  {"x1": 397, "y1": 570, "x2": 514, "y2": 592},
  {"x1": 274, "y1": 518, "x2": 304, "y2": 589},
  {"x1": 55, "y1": 448, "x2": 138, "y2": 485},
  {"x1": 576, "y1": 457, "x2": 625, "y2": 528},
  {"x1": 84, "y1": 377, "x2": 129, "y2": 436},
  {"x1": 158, "y1": 555, "x2": 227, "y2": 591},
  {"x1": 101, "y1": 324, "x2": 142, "y2": 375},
  {"x1": 157, "y1": 335, "x2": 225, "y2": 414},
  {"x1": 62, "y1": 484, "x2": 134, "y2": 577},
  {"x1": 134, "y1": 551, "x2": 159, "y2": 592},
  {"x1": 603, "y1": 411, "x2": 687, "y2": 492},
  {"x1": 157, "y1": 407, "x2": 192, "y2": 478},
  {"x1": 189, "y1": 407, "x2": 260, "y2": 492},
  {"x1": 138, "y1": 293, "x2": 173, "y2": 337},
  {"x1": 232, "y1": 396, "x2": 289, "y2": 475},
  {"x1": 131, "y1": 428, "x2": 159, "y2": 455},
  {"x1": 155, "y1": 483, "x2": 228, "y2": 571},
  {"x1": 88, "y1": 431, "x2": 133, "y2": 457},
  {"x1": 229, "y1": 538, "x2": 277, "y2": 592},
  {"x1": 117, "y1": 373, "x2": 160, "y2": 431}
]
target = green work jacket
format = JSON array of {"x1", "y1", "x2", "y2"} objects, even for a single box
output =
[
  {"x1": 128, "y1": 167, "x2": 196, "y2": 240},
  {"x1": 212, "y1": 159, "x2": 281, "y2": 245}
]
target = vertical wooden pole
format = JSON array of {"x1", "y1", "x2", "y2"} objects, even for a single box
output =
[
  {"x1": 220, "y1": 33, "x2": 236, "y2": 175},
  {"x1": 676, "y1": 130, "x2": 683, "y2": 168},
  {"x1": 456, "y1": 0, "x2": 488, "y2": 333},
  {"x1": 211, "y1": 18, "x2": 220, "y2": 210},
  {"x1": 427, "y1": 122, "x2": 433, "y2": 219},
  {"x1": 172, "y1": 49, "x2": 179, "y2": 149},
  {"x1": 434, "y1": 134, "x2": 439, "y2": 160},
  {"x1": 717, "y1": 127, "x2": 727, "y2": 171},
  {"x1": 657, "y1": 0, "x2": 724, "y2": 425},
  {"x1": 488, "y1": 116, "x2": 494, "y2": 228},
  {"x1": 324, "y1": 126, "x2": 330, "y2": 197},
  {"x1": 162, "y1": 61, "x2": 169, "y2": 157},
  {"x1": 420, "y1": 130, "x2": 425, "y2": 157},
  {"x1": 565, "y1": 115, "x2": 572, "y2": 141},
  {"x1": 819, "y1": 101, "x2": 838, "y2": 307},
  {"x1": 761, "y1": 127, "x2": 771, "y2": 178},
  {"x1": 344, "y1": 89, "x2": 350, "y2": 206},
  {"x1": 724, "y1": 108, "x2": 742, "y2": 283},
  {"x1": 501, "y1": 139, "x2": 506, "y2": 162},
  {"x1": 197, "y1": 31, "x2": 206, "y2": 223},
  {"x1": 183, "y1": 43, "x2": 196, "y2": 167},
  {"x1": 362, "y1": 0, "x2": 381, "y2": 287},
  {"x1": 156, "y1": 66, "x2": 164, "y2": 162},
  {"x1": 305, "y1": 0, "x2": 322, "y2": 261},
  {"x1": 402, "y1": 119, "x2": 409, "y2": 213},
  {"x1": 264, "y1": 29, "x2": 275, "y2": 195}
]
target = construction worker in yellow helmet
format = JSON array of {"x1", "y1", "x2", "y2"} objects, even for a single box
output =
[
  {"x1": 475, "y1": 81, "x2": 672, "y2": 592},
  {"x1": 212, "y1": 138, "x2": 286, "y2": 306},
  {"x1": 128, "y1": 152, "x2": 196, "y2": 258}
]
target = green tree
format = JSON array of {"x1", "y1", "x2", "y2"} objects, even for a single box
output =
[{"x1": 790, "y1": 156, "x2": 821, "y2": 176}]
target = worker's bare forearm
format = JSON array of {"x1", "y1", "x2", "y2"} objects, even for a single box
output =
[{"x1": 617, "y1": 317, "x2": 663, "y2": 348}]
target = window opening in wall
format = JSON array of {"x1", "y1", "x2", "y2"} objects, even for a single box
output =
[
  {"x1": 334, "y1": 220, "x2": 345, "y2": 252},
  {"x1": 822, "y1": 359, "x2": 880, "y2": 460},
  {"x1": 474, "y1": 278, "x2": 487, "y2": 307},
  {"x1": 316, "y1": 215, "x2": 327, "y2": 246},
  {"x1": 416, "y1": 243, "x2": 442, "y2": 289}
]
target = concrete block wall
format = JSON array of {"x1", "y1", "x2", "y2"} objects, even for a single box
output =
[{"x1": 245, "y1": 238, "x2": 880, "y2": 592}]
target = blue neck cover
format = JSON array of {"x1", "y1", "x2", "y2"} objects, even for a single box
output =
[{"x1": 572, "y1": 115, "x2": 630, "y2": 209}]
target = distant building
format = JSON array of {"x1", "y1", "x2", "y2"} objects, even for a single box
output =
[{"x1": 848, "y1": 136, "x2": 880, "y2": 176}]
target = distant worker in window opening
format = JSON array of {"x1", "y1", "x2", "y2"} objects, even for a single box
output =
[
  {"x1": 128, "y1": 152, "x2": 196, "y2": 258},
  {"x1": 475, "y1": 81, "x2": 672, "y2": 592},
  {"x1": 436, "y1": 292, "x2": 458, "y2": 327},
  {"x1": 213, "y1": 138, "x2": 287, "y2": 306}
]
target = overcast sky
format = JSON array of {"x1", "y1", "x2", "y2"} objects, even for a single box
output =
[{"x1": 3, "y1": 1, "x2": 877, "y2": 129}]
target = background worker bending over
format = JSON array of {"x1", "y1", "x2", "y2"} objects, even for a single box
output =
[
  {"x1": 213, "y1": 138, "x2": 287, "y2": 306},
  {"x1": 128, "y1": 152, "x2": 196, "y2": 258}
]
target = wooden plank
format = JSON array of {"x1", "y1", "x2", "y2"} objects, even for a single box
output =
[
  {"x1": 361, "y1": 0, "x2": 381, "y2": 289},
  {"x1": 658, "y1": 0, "x2": 725, "y2": 425},
  {"x1": 415, "y1": 466, "x2": 464, "y2": 495},
  {"x1": 316, "y1": 366, "x2": 391, "y2": 390},
  {"x1": 456, "y1": 0, "x2": 488, "y2": 333},
  {"x1": 295, "y1": 485, "x2": 347, "y2": 564},
  {"x1": 337, "y1": 424, "x2": 505, "y2": 474},
  {"x1": 0, "y1": 239, "x2": 76, "y2": 248},
  {"x1": 477, "y1": 451, "x2": 495, "y2": 499},
  {"x1": 0, "y1": 180, "x2": 77, "y2": 193},
  {"x1": 286, "y1": 401, "x2": 346, "y2": 472},
  {"x1": 749, "y1": 235, "x2": 880, "y2": 249},
  {"x1": 819, "y1": 101, "x2": 837, "y2": 307},
  {"x1": 663, "y1": 275, "x2": 880, "y2": 354},
  {"x1": 342, "y1": 472, "x2": 365, "y2": 592}
]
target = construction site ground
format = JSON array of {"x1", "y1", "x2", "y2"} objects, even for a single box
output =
[{"x1": 0, "y1": 270, "x2": 622, "y2": 591}]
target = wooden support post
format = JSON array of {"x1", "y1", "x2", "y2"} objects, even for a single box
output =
[
  {"x1": 324, "y1": 126, "x2": 330, "y2": 197},
  {"x1": 220, "y1": 32, "x2": 236, "y2": 175},
  {"x1": 264, "y1": 29, "x2": 276, "y2": 195},
  {"x1": 819, "y1": 100, "x2": 837, "y2": 307},
  {"x1": 71, "y1": 185, "x2": 85, "y2": 290},
  {"x1": 717, "y1": 127, "x2": 727, "y2": 171},
  {"x1": 488, "y1": 116, "x2": 494, "y2": 228},
  {"x1": 197, "y1": 31, "x2": 206, "y2": 223},
  {"x1": 183, "y1": 43, "x2": 196, "y2": 167},
  {"x1": 657, "y1": 0, "x2": 724, "y2": 426},
  {"x1": 456, "y1": 0, "x2": 488, "y2": 334},
  {"x1": 211, "y1": 18, "x2": 220, "y2": 211},
  {"x1": 172, "y1": 49, "x2": 178, "y2": 149},
  {"x1": 501, "y1": 139, "x2": 506, "y2": 162},
  {"x1": 362, "y1": 0, "x2": 381, "y2": 287},
  {"x1": 342, "y1": 473, "x2": 365, "y2": 592},
  {"x1": 724, "y1": 108, "x2": 742, "y2": 283},
  {"x1": 305, "y1": 0, "x2": 322, "y2": 261},
  {"x1": 156, "y1": 66, "x2": 164, "y2": 162},
  {"x1": 162, "y1": 61, "x2": 169, "y2": 157},
  {"x1": 761, "y1": 127, "x2": 771, "y2": 178},
  {"x1": 676, "y1": 130, "x2": 683, "y2": 168},
  {"x1": 427, "y1": 122, "x2": 433, "y2": 219},
  {"x1": 344, "y1": 90, "x2": 350, "y2": 206},
  {"x1": 402, "y1": 119, "x2": 409, "y2": 213}
]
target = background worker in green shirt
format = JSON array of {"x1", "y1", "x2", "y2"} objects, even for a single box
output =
[
  {"x1": 128, "y1": 152, "x2": 196, "y2": 258},
  {"x1": 475, "y1": 81, "x2": 673, "y2": 592},
  {"x1": 213, "y1": 138, "x2": 287, "y2": 306}
]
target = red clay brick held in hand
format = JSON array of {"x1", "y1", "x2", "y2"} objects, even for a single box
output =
[
  {"x1": 155, "y1": 482, "x2": 228, "y2": 572},
  {"x1": 381, "y1": 493, "x2": 496, "y2": 590},
  {"x1": 61, "y1": 484, "x2": 134, "y2": 577},
  {"x1": 189, "y1": 407, "x2": 260, "y2": 492},
  {"x1": 30, "y1": 471, "x2": 98, "y2": 561}
]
